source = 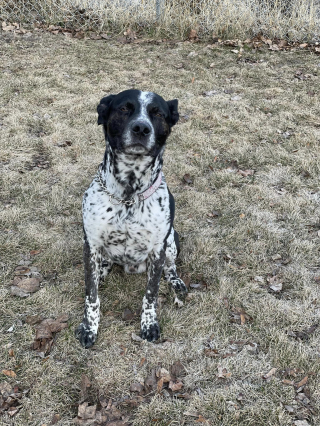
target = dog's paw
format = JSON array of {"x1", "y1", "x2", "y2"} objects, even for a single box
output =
[
  {"x1": 171, "y1": 278, "x2": 188, "y2": 296},
  {"x1": 141, "y1": 322, "x2": 160, "y2": 342},
  {"x1": 75, "y1": 323, "x2": 97, "y2": 348}
]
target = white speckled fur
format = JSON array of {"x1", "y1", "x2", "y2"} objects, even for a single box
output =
[{"x1": 76, "y1": 90, "x2": 186, "y2": 348}]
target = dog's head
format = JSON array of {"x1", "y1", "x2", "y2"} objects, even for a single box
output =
[{"x1": 97, "y1": 90, "x2": 179, "y2": 156}]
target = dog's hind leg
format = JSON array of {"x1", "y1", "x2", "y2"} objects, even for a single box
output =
[
  {"x1": 164, "y1": 228, "x2": 187, "y2": 306},
  {"x1": 75, "y1": 234, "x2": 110, "y2": 348}
]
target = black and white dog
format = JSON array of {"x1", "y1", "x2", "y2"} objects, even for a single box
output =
[{"x1": 75, "y1": 89, "x2": 187, "y2": 348}]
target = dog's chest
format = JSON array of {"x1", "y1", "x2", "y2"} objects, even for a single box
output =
[{"x1": 83, "y1": 181, "x2": 169, "y2": 264}]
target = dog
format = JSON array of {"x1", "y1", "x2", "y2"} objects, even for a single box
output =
[{"x1": 75, "y1": 89, "x2": 187, "y2": 348}]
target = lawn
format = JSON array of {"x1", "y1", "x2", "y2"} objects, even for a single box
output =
[{"x1": 0, "y1": 29, "x2": 320, "y2": 425}]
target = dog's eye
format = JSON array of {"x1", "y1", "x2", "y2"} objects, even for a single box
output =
[
  {"x1": 120, "y1": 106, "x2": 129, "y2": 112},
  {"x1": 155, "y1": 111, "x2": 163, "y2": 118}
]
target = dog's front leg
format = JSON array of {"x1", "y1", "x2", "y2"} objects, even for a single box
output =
[
  {"x1": 141, "y1": 247, "x2": 166, "y2": 342},
  {"x1": 75, "y1": 236, "x2": 104, "y2": 348}
]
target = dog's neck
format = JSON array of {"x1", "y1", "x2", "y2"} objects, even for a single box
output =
[{"x1": 100, "y1": 145, "x2": 164, "y2": 200}]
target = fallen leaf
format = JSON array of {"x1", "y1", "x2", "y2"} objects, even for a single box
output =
[
  {"x1": 25, "y1": 315, "x2": 43, "y2": 325},
  {"x1": 156, "y1": 367, "x2": 171, "y2": 383},
  {"x1": 196, "y1": 415, "x2": 209, "y2": 423},
  {"x1": 170, "y1": 360, "x2": 186, "y2": 379},
  {"x1": 32, "y1": 316, "x2": 68, "y2": 355},
  {"x1": 269, "y1": 282, "x2": 283, "y2": 293},
  {"x1": 287, "y1": 324, "x2": 318, "y2": 340},
  {"x1": 16, "y1": 277, "x2": 40, "y2": 293},
  {"x1": 79, "y1": 374, "x2": 91, "y2": 403},
  {"x1": 189, "y1": 29, "x2": 198, "y2": 40},
  {"x1": 139, "y1": 357, "x2": 146, "y2": 367},
  {"x1": 168, "y1": 380, "x2": 184, "y2": 391},
  {"x1": 144, "y1": 369, "x2": 157, "y2": 393},
  {"x1": 130, "y1": 382, "x2": 144, "y2": 394},
  {"x1": 295, "y1": 376, "x2": 308, "y2": 388},
  {"x1": 237, "y1": 169, "x2": 254, "y2": 177},
  {"x1": 190, "y1": 282, "x2": 206, "y2": 290},
  {"x1": 14, "y1": 266, "x2": 30, "y2": 276},
  {"x1": 278, "y1": 39, "x2": 288, "y2": 47},
  {"x1": 56, "y1": 141, "x2": 72, "y2": 147},
  {"x1": 0, "y1": 383, "x2": 23, "y2": 416},
  {"x1": 2, "y1": 22, "x2": 16, "y2": 31},
  {"x1": 284, "y1": 405, "x2": 295, "y2": 413},
  {"x1": 230, "y1": 306, "x2": 252, "y2": 324},
  {"x1": 263, "y1": 368, "x2": 277, "y2": 380},
  {"x1": 122, "y1": 308, "x2": 135, "y2": 321},
  {"x1": 239, "y1": 213, "x2": 245, "y2": 219},
  {"x1": 2, "y1": 370, "x2": 16, "y2": 378},
  {"x1": 10, "y1": 286, "x2": 30, "y2": 298},
  {"x1": 282, "y1": 379, "x2": 294, "y2": 385},
  {"x1": 157, "y1": 377, "x2": 164, "y2": 393},
  {"x1": 77, "y1": 402, "x2": 96, "y2": 420},
  {"x1": 183, "y1": 174, "x2": 193, "y2": 184},
  {"x1": 7, "y1": 406, "x2": 20, "y2": 416},
  {"x1": 217, "y1": 365, "x2": 231, "y2": 379},
  {"x1": 30, "y1": 250, "x2": 41, "y2": 255},
  {"x1": 8, "y1": 349, "x2": 14, "y2": 357},
  {"x1": 131, "y1": 333, "x2": 143, "y2": 342}
]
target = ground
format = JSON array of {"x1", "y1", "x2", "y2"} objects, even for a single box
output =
[{"x1": 0, "y1": 30, "x2": 320, "y2": 426}]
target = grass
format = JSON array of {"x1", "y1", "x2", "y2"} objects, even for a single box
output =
[
  {"x1": 0, "y1": 29, "x2": 320, "y2": 425},
  {"x1": 1, "y1": 0, "x2": 320, "y2": 42}
]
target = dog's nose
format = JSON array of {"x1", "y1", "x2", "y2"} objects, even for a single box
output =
[{"x1": 131, "y1": 121, "x2": 151, "y2": 137}]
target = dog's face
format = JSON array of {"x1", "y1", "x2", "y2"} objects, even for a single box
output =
[{"x1": 97, "y1": 90, "x2": 179, "y2": 156}]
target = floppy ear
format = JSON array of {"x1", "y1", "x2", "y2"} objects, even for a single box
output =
[
  {"x1": 97, "y1": 94, "x2": 116, "y2": 125},
  {"x1": 167, "y1": 99, "x2": 179, "y2": 127}
]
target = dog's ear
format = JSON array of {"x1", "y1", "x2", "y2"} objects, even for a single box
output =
[
  {"x1": 97, "y1": 95, "x2": 116, "y2": 125},
  {"x1": 167, "y1": 99, "x2": 179, "y2": 127}
]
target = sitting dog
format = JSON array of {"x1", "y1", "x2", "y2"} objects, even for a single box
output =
[{"x1": 75, "y1": 89, "x2": 187, "y2": 348}]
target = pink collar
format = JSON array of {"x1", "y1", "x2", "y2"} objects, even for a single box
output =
[
  {"x1": 96, "y1": 166, "x2": 163, "y2": 206},
  {"x1": 138, "y1": 172, "x2": 163, "y2": 201}
]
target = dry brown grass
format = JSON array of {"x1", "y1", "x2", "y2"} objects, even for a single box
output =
[
  {"x1": 1, "y1": 30, "x2": 320, "y2": 425},
  {"x1": 1, "y1": 0, "x2": 320, "y2": 42}
]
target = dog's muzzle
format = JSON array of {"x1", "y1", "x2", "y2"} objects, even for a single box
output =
[{"x1": 124, "y1": 120, "x2": 154, "y2": 154}]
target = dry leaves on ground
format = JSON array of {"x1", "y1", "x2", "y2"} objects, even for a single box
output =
[
  {"x1": 204, "y1": 338, "x2": 259, "y2": 359},
  {"x1": 73, "y1": 401, "x2": 130, "y2": 425},
  {"x1": 229, "y1": 306, "x2": 253, "y2": 325},
  {"x1": 30, "y1": 315, "x2": 68, "y2": 356},
  {"x1": 183, "y1": 173, "x2": 193, "y2": 184},
  {"x1": 10, "y1": 257, "x2": 43, "y2": 297},
  {"x1": 130, "y1": 361, "x2": 187, "y2": 398},
  {"x1": 263, "y1": 367, "x2": 277, "y2": 381},
  {"x1": 0, "y1": 382, "x2": 23, "y2": 417},
  {"x1": 282, "y1": 372, "x2": 318, "y2": 422},
  {"x1": 287, "y1": 324, "x2": 319, "y2": 341},
  {"x1": 237, "y1": 169, "x2": 255, "y2": 177},
  {"x1": 217, "y1": 365, "x2": 232, "y2": 379},
  {"x1": 267, "y1": 276, "x2": 283, "y2": 293}
]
